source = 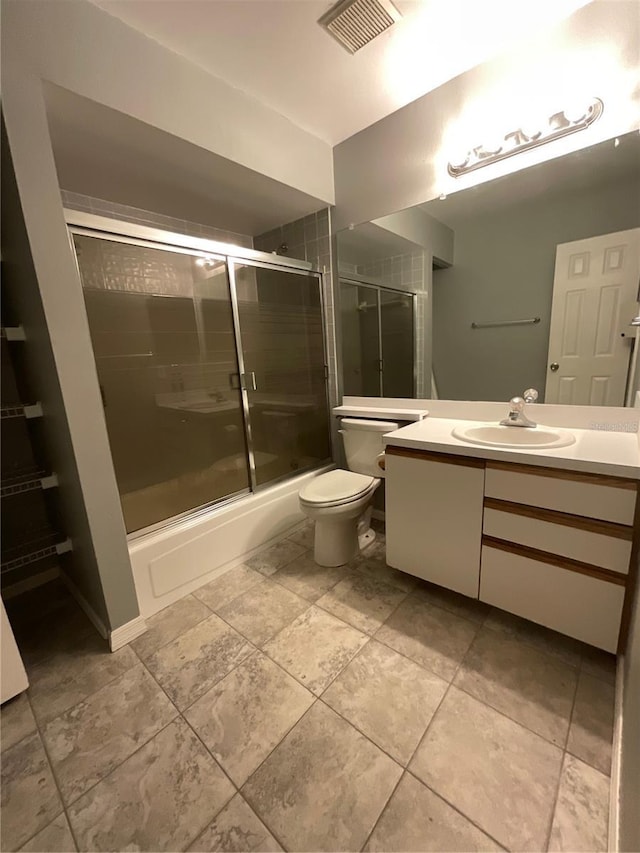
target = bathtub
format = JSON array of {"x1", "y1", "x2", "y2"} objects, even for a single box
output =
[{"x1": 129, "y1": 465, "x2": 333, "y2": 618}]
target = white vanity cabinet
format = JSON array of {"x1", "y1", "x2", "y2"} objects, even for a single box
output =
[
  {"x1": 385, "y1": 448, "x2": 484, "y2": 597},
  {"x1": 385, "y1": 447, "x2": 639, "y2": 654}
]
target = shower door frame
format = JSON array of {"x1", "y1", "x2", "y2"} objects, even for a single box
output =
[
  {"x1": 65, "y1": 210, "x2": 332, "y2": 539},
  {"x1": 339, "y1": 275, "x2": 418, "y2": 397}
]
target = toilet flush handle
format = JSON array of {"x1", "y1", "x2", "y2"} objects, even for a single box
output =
[{"x1": 376, "y1": 452, "x2": 386, "y2": 471}]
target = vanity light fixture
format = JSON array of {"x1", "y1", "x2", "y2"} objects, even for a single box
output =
[{"x1": 447, "y1": 97, "x2": 604, "y2": 177}]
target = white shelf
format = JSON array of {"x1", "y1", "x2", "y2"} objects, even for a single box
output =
[{"x1": 333, "y1": 405, "x2": 429, "y2": 422}]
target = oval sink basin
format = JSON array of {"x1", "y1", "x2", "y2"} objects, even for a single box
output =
[{"x1": 452, "y1": 423, "x2": 576, "y2": 449}]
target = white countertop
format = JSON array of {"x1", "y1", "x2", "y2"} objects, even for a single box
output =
[{"x1": 384, "y1": 418, "x2": 640, "y2": 479}]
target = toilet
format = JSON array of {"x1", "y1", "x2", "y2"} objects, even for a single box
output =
[{"x1": 299, "y1": 418, "x2": 398, "y2": 567}]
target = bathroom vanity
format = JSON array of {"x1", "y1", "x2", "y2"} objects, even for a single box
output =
[{"x1": 384, "y1": 419, "x2": 639, "y2": 654}]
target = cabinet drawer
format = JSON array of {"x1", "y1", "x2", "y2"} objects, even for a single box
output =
[
  {"x1": 483, "y1": 507, "x2": 632, "y2": 574},
  {"x1": 485, "y1": 465, "x2": 636, "y2": 525},
  {"x1": 480, "y1": 544, "x2": 624, "y2": 652}
]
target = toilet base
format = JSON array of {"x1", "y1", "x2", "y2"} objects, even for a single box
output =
[{"x1": 358, "y1": 527, "x2": 375, "y2": 550}]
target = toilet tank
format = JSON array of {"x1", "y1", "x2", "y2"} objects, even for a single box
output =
[{"x1": 340, "y1": 418, "x2": 399, "y2": 478}]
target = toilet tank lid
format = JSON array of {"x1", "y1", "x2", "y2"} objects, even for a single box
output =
[{"x1": 340, "y1": 418, "x2": 399, "y2": 432}]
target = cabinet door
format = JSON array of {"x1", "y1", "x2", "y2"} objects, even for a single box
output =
[{"x1": 386, "y1": 452, "x2": 485, "y2": 597}]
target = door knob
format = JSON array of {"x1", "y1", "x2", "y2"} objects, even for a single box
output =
[{"x1": 550, "y1": 363, "x2": 559, "y2": 372}]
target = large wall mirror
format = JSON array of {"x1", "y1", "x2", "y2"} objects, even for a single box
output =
[{"x1": 336, "y1": 130, "x2": 640, "y2": 406}]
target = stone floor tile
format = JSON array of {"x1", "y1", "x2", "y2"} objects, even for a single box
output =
[
  {"x1": 1, "y1": 692, "x2": 36, "y2": 753},
  {"x1": 218, "y1": 580, "x2": 309, "y2": 646},
  {"x1": 145, "y1": 613, "x2": 253, "y2": 710},
  {"x1": 187, "y1": 793, "x2": 283, "y2": 852},
  {"x1": 548, "y1": 754, "x2": 609, "y2": 852},
  {"x1": 483, "y1": 608, "x2": 584, "y2": 668},
  {"x1": 410, "y1": 687, "x2": 563, "y2": 851},
  {"x1": 376, "y1": 593, "x2": 479, "y2": 682},
  {"x1": 414, "y1": 580, "x2": 490, "y2": 625},
  {"x1": 42, "y1": 663, "x2": 177, "y2": 803},
  {"x1": 243, "y1": 701, "x2": 402, "y2": 852},
  {"x1": 317, "y1": 572, "x2": 407, "y2": 635},
  {"x1": 193, "y1": 564, "x2": 265, "y2": 612},
  {"x1": 365, "y1": 772, "x2": 503, "y2": 851},
  {"x1": 1, "y1": 732, "x2": 62, "y2": 851},
  {"x1": 323, "y1": 641, "x2": 447, "y2": 765},
  {"x1": 454, "y1": 627, "x2": 578, "y2": 745},
  {"x1": 287, "y1": 522, "x2": 314, "y2": 551},
  {"x1": 272, "y1": 552, "x2": 345, "y2": 602},
  {"x1": 263, "y1": 606, "x2": 369, "y2": 695},
  {"x1": 351, "y1": 556, "x2": 417, "y2": 593},
  {"x1": 567, "y1": 671, "x2": 615, "y2": 774},
  {"x1": 246, "y1": 539, "x2": 306, "y2": 577},
  {"x1": 68, "y1": 718, "x2": 234, "y2": 852},
  {"x1": 581, "y1": 646, "x2": 618, "y2": 685},
  {"x1": 27, "y1": 635, "x2": 139, "y2": 724},
  {"x1": 131, "y1": 595, "x2": 211, "y2": 661},
  {"x1": 185, "y1": 651, "x2": 314, "y2": 785},
  {"x1": 18, "y1": 813, "x2": 77, "y2": 852}
]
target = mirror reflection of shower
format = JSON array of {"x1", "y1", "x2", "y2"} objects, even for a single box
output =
[{"x1": 340, "y1": 279, "x2": 415, "y2": 397}]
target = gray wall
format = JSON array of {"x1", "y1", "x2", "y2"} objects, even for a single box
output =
[
  {"x1": 1, "y1": 123, "x2": 126, "y2": 629},
  {"x1": 2, "y1": 61, "x2": 141, "y2": 631},
  {"x1": 432, "y1": 177, "x2": 640, "y2": 402}
]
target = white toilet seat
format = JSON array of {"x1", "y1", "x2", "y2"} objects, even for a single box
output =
[{"x1": 299, "y1": 469, "x2": 377, "y2": 508}]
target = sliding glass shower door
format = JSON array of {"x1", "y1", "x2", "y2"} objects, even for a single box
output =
[
  {"x1": 72, "y1": 229, "x2": 330, "y2": 535},
  {"x1": 340, "y1": 279, "x2": 416, "y2": 397},
  {"x1": 231, "y1": 261, "x2": 331, "y2": 487}
]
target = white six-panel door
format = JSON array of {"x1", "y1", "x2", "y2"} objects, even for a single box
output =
[{"x1": 546, "y1": 228, "x2": 640, "y2": 405}]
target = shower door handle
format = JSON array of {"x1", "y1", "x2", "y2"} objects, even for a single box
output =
[{"x1": 230, "y1": 372, "x2": 257, "y2": 391}]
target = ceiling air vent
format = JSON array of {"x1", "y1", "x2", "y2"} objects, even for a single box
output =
[{"x1": 318, "y1": 0, "x2": 402, "y2": 54}]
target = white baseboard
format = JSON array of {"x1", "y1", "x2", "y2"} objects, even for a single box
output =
[
  {"x1": 60, "y1": 572, "x2": 108, "y2": 639},
  {"x1": 372, "y1": 508, "x2": 385, "y2": 522},
  {"x1": 609, "y1": 654, "x2": 624, "y2": 852},
  {"x1": 109, "y1": 616, "x2": 147, "y2": 651},
  {"x1": 61, "y1": 571, "x2": 147, "y2": 652}
]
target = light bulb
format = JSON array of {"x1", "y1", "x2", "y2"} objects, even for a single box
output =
[
  {"x1": 563, "y1": 98, "x2": 592, "y2": 125},
  {"x1": 448, "y1": 148, "x2": 470, "y2": 170}
]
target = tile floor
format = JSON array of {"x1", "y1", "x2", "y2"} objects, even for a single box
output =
[{"x1": 1, "y1": 522, "x2": 616, "y2": 852}]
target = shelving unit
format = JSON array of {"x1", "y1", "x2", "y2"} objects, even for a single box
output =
[{"x1": 1, "y1": 305, "x2": 72, "y2": 597}]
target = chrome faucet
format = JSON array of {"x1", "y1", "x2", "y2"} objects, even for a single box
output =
[{"x1": 500, "y1": 396, "x2": 537, "y2": 428}]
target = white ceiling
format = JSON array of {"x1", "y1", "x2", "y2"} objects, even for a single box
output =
[{"x1": 91, "y1": 0, "x2": 590, "y2": 145}]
